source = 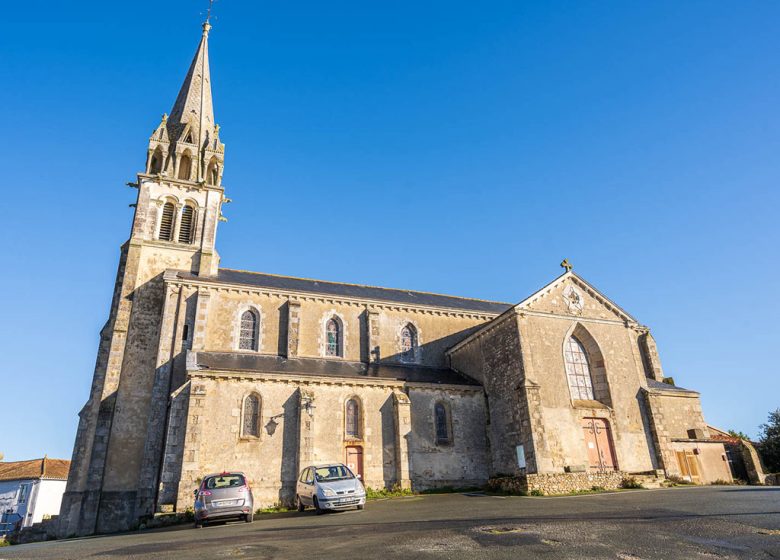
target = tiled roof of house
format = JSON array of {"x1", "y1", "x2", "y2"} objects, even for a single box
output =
[
  {"x1": 174, "y1": 269, "x2": 513, "y2": 314},
  {"x1": 0, "y1": 457, "x2": 70, "y2": 482}
]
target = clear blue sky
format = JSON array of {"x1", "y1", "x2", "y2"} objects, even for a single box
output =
[{"x1": 1, "y1": 1, "x2": 778, "y2": 461}]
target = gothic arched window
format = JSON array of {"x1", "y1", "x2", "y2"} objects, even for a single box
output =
[
  {"x1": 178, "y1": 154, "x2": 192, "y2": 180},
  {"x1": 326, "y1": 318, "x2": 341, "y2": 357},
  {"x1": 242, "y1": 394, "x2": 261, "y2": 438},
  {"x1": 239, "y1": 310, "x2": 259, "y2": 351},
  {"x1": 178, "y1": 204, "x2": 195, "y2": 244},
  {"x1": 564, "y1": 335, "x2": 595, "y2": 400},
  {"x1": 158, "y1": 202, "x2": 175, "y2": 241},
  {"x1": 400, "y1": 323, "x2": 418, "y2": 363},
  {"x1": 434, "y1": 402, "x2": 451, "y2": 445},
  {"x1": 345, "y1": 398, "x2": 360, "y2": 439}
]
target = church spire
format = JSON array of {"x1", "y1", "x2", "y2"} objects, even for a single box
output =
[{"x1": 145, "y1": 20, "x2": 224, "y2": 186}]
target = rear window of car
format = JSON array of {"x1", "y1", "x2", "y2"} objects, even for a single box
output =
[
  {"x1": 204, "y1": 474, "x2": 246, "y2": 489},
  {"x1": 314, "y1": 465, "x2": 354, "y2": 482}
]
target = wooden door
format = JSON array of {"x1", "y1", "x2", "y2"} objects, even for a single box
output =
[
  {"x1": 345, "y1": 446, "x2": 364, "y2": 479},
  {"x1": 675, "y1": 450, "x2": 701, "y2": 483},
  {"x1": 582, "y1": 418, "x2": 617, "y2": 471}
]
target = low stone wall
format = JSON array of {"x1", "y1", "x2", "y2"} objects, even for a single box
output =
[{"x1": 488, "y1": 471, "x2": 627, "y2": 495}]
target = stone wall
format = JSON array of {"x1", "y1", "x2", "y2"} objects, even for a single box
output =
[{"x1": 488, "y1": 471, "x2": 626, "y2": 495}]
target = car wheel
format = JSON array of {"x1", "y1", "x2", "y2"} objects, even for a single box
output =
[
  {"x1": 296, "y1": 495, "x2": 305, "y2": 512},
  {"x1": 244, "y1": 513, "x2": 254, "y2": 523},
  {"x1": 313, "y1": 496, "x2": 324, "y2": 515},
  {"x1": 357, "y1": 504, "x2": 364, "y2": 510}
]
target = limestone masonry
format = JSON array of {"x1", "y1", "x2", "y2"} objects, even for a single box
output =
[{"x1": 58, "y1": 22, "x2": 732, "y2": 536}]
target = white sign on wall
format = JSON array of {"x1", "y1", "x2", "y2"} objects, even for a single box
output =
[{"x1": 516, "y1": 445, "x2": 526, "y2": 469}]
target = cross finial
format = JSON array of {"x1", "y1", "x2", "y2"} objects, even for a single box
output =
[
  {"x1": 560, "y1": 258, "x2": 573, "y2": 273},
  {"x1": 205, "y1": 0, "x2": 215, "y2": 23}
]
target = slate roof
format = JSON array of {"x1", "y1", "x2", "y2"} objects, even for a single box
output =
[
  {"x1": 174, "y1": 269, "x2": 512, "y2": 314},
  {"x1": 190, "y1": 351, "x2": 480, "y2": 387},
  {"x1": 0, "y1": 458, "x2": 70, "y2": 482},
  {"x1": 646, "y1": 378, "x2": 698, "y2": 394}
]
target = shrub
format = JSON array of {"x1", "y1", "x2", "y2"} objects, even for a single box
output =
[
  {"x1": 529, "y1": 489, "x2": 545, "y2": 496},
  {"x1": 365, "y1": 484, "x2": 414, "y2": 500},
  {"x1": 620, "y1": 477, "x2": 644, "y2": 489},
  {"x1": 665, "y1": 475, "x2": 692, "y2": 486},
  {"x1": 710, "y1": 479, "x2": 733, "y2": 486},
  {"x1": 256, "y1": 503, "x2": 293, "y2": 514},
  {"x1": 591, "y1": 485, "x2": 606, "y2": 492},
  {"x1": 0, "y1": 539, "x2": 10, "y2": 547}
]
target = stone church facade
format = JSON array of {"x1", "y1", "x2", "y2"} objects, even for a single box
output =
[{"x1": 58, "y1": 22, "x2": 731, "y2": 536}]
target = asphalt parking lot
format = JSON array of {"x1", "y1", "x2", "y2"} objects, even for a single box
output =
[{"x1": 2, "y1": 486, "x2": 779, "y2": 559}]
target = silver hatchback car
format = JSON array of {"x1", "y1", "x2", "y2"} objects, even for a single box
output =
[
  {"x1": 295, "y1": 463, "x2": 366, "y2": 514},
  {"x1": 194, "y1": 471, "x2": 254, "y2": 528}
]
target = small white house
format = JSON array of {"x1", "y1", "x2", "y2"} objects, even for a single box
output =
[{"x1": 0, "y1": 457, "x2": 70, "y2": 533}]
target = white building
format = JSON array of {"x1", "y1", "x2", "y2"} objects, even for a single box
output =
[{"x1": 0, "y1": 457, "x2": 70, "y2": 533}]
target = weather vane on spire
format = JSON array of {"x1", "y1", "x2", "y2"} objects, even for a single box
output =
[{"x1": 205, "y1": 0, "x2": 217, "y2": 23}]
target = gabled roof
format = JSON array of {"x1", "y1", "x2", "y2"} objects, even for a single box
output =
[
  {"x1": 0, "y1": 457, "x2": 70, "y2": 482},
  {"x1": 175, "y1": 269, "x2": 513, "y2": 315},
  {"x1": 514, "y1": 271, "x2": 639, "y2": 323}
]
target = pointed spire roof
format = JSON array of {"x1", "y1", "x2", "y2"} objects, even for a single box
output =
[{"x1": 167, "y1": 22, "x2": 217, "y2": 174}]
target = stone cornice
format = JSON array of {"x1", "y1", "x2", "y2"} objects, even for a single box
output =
[{"x1": 163, "y1": 275, "x2": 499, "y2": 320}]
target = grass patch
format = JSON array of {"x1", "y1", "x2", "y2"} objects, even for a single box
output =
[
  {"x1": 365, "y1": 485, "x2": 414, "y2": 500},
  {"x1": 420, "y1": 486, "x2": 481, "y2": 495},
  {"x1": 256, "y1": 504, "x2": 294, "y2": 514},
  {"x1": 0, "y1": 539, "x2": 10, "y2": 547}
]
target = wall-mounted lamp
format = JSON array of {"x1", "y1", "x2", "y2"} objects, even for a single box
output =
[{"x1": 265, "y1": 413, "x2": 285, "y2": 436}]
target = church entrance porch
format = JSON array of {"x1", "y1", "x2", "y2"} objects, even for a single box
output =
[
  {"x1": 345, "y1": 446, "x2": 364, "y2": 479},
  {"x1": 582, "y1": 418, "x2": 617, "y2": 472}
]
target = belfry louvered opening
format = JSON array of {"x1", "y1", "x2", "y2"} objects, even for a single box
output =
[
  {"x1": 178, "y1": 205, "x2": 195, "y2": 243},
  {"x1": 158, "y1": 202, "x2": 175, "y2": 241}
]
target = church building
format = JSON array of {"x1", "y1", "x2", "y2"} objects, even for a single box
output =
[{"x1": 58, "y1": 21, "x2": 732, "y2": 536}]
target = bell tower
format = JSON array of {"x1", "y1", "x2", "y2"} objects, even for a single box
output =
[
  {"x1": 58, "y1": 21, "x2": 227, "y2": 537},
  {"x1": 132, "y1": 20, "x2": 225, "y2": 277}
]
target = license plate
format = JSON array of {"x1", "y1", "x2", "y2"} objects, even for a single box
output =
[{"x1": 213, "y1": 499, "x2": 239, "y2": 507}]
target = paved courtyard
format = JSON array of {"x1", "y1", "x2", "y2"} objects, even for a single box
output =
[{"x1": 3, "y1": 486, "x2": 779, "y2": 559}]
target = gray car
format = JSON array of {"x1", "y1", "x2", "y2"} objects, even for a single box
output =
[
  {"x1": 193, "y1": 471, "x2": 254, "y2": 528},
  {"x1": 295, "y1": 463, "x2": 366, "y2": 514}
]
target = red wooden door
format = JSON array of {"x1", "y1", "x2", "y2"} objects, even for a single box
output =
[
  {"x1": 582, "y1": 418, "x2": 617, "y2": 471},
  {"x1": 345, "y1": 446, "x2": 364, "y2": 478}
]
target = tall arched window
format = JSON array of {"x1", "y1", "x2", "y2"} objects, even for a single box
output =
[
  {"x1": 400, "y1": 324, "x2": 418, "y2": 363},
  {"x1": 158, "y1": 202, "x2": 175, "y2": 241},
  {"x1": 242, "y1": 394, "x2": 261, "y2": 438},
  {"x1": 326, "y1": 318, "x2": 341, "y2": 357},
  {"x1": 178, "y1": 154, "x2": 192, "y2": 180},
  {"x1": 434, "y1": 402, "x2": 450, "y2": 445},
  {"x1": 564, "y1": 336, "x2": 595, "y2": 400},
  {"x1": 345, "y1": 398, "x2": 360, "y2": 438},
  {"x1": 178, "y1": 204, "x2": 195, "y2": 244},
  {"x1": 239, "y1": 310, "x2": 259, "y2": 351}
]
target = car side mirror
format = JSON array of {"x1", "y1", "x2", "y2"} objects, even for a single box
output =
[
  {"x1": 193, "y1": 489, "x2": 199, "y2": 497},
  {"x1": 357, "y1": 474, "x2": 362, "y2": 479}
]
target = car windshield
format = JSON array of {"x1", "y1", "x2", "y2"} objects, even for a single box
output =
[
  {"x1": 314, "y1": 465, "x2": 354, "y2": 482},
  {"x1": 204, "y1": 474, "x2": 246, "y2": 489}
]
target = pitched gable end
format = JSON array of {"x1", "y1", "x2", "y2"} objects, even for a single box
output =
[{"x1": 515, "y1": 271, "x2": 639, "y2": 324}]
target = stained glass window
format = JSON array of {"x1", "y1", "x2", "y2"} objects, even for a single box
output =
[
  {"x1": 435, "y1": 402, "x2": 450, "y2": 444},
  {"x1": 400, "y1": 324, "x2": 417, "y2": 363},
  {"x1": 346, "y1": 399, "x2": 360, "y2": 438},
  {"x1": 564, "y1": 336, "x2": 595, "y2": 400},
  {"x1": 239, "y1": 310, "x2": 258, "y2": 351},
  {"x1": 326, "y1": 318, "x2": 340, "y2": 356},
  {"x1": 242, "y1": 394, "x2": 260, "y2": 437}
]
